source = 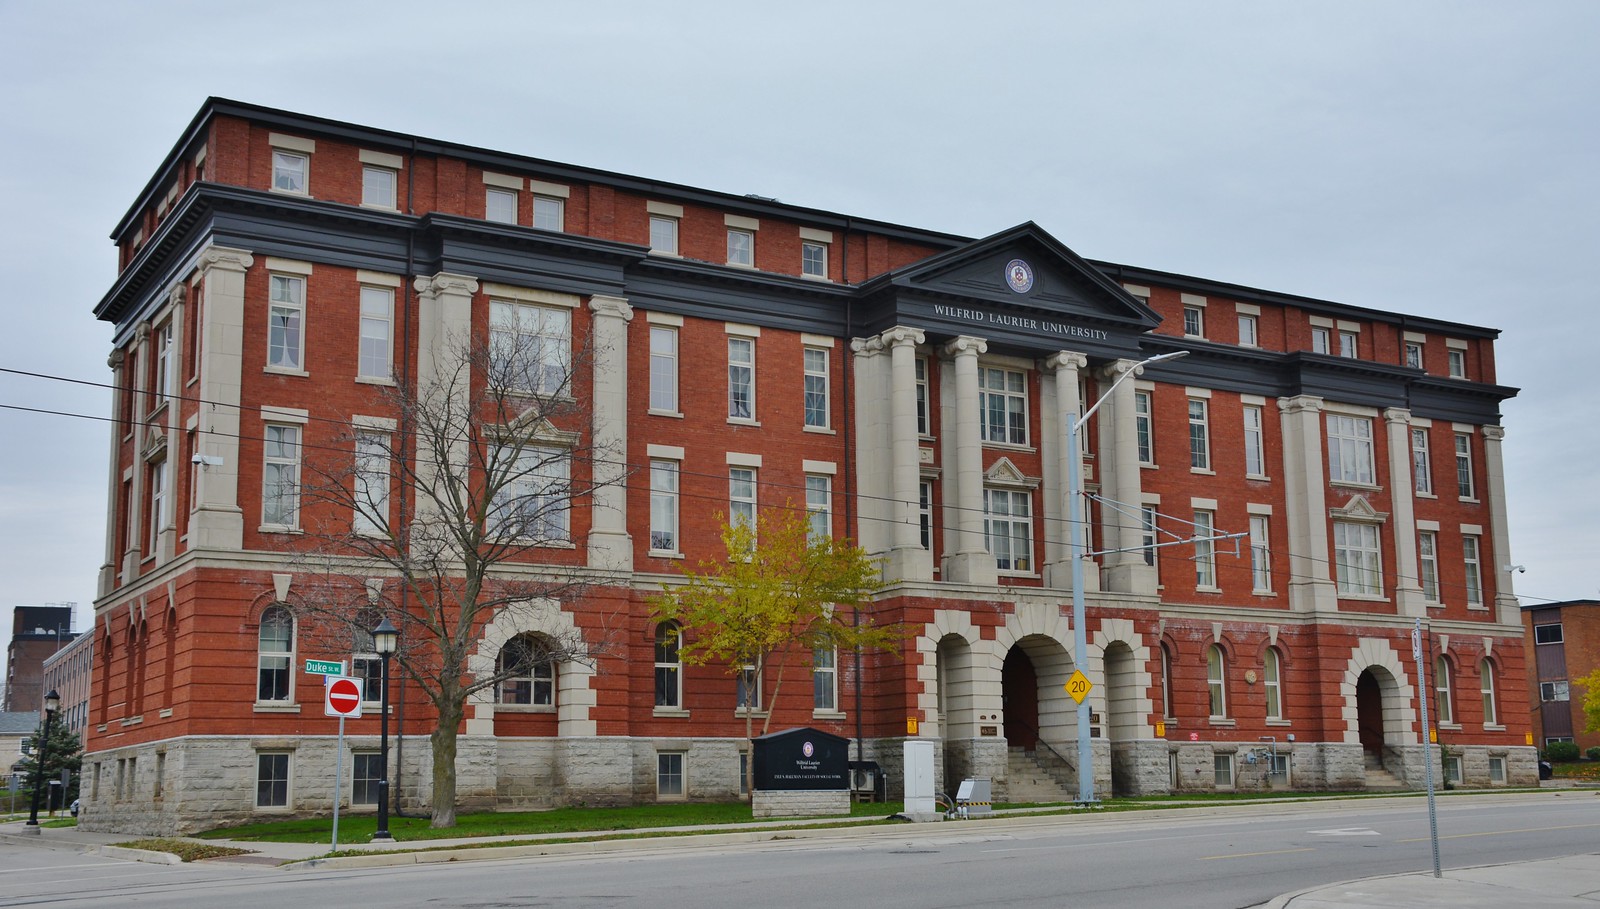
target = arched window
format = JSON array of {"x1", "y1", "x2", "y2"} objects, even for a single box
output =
[
  {"x1": 1434, "y1": 656, "x2": 1454, "y2": 725},
  {"x1": 257, "y1": 606, "x2": 294, "y2": 703},
  {"x1": 1206, "y1": 644, "x2": 1227, "y2": 719},
  {"x1": 1263, "y1": 647, "x2": 1283, "y2": 721},
  {"x1": 497, "y1": 633, "x2": 555, "y2": 706},
  {"x1": 654, "y1": 622, "x2": 682, "y2": 709},
  {"x1": 1160, "y1": 643, "x2": 1175, "y2": 721},
  {"x1": 1479, "y1": 658, "x2": 1498, "y2": 726}
]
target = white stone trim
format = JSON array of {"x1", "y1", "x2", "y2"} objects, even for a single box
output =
[
  {"x1": 1404, "y1": 331, "x2": 1427, "y2": 343},
  {"x1": 1460, "y1": 523, "x2": 1484, "y2": 535},
  {"x1": 647, "y1": 200, "x2": 684, "y2": 218},
  {"x1": 724, "y1": 322, "x2": 761, "y2": 338},
  {"x1": 726, "y1": 452, "x2": 762, "y2": 467},
  {"x1": 1452, "y1": 422, "x2": 1476, "y2": 434},
  {"x1": 260, "y1": 406, "x2": 309, "y2": 424},
  {"x1": 724, "y1": 214, "x2": 760, "y2": 230},
  {"x1": 1180, "y1": 293, "x2": 1208, "y2": 306},
  {"x1": 1141, "y1": 492, "x2": 1161, "y2": 504},
  {"x1": 467, "y1": 598, "x2": 596, "y2": 737},
  {"x1": 355, "y1": 270, "x2": 403, "y2": 288},
  {"x1": 481, "y1": 283, "x2": 580, "y2": 308},
  {"x1": 358, "y1": 149, "x2": 404, "y2": 169},
  {"x1": 646, "y1": 311, "x2": 684, "y2": 327},
  {"x1": 802, "y1": 459, "x2": 837, "y2": 475},
  {"x1": 1185, "y1": 386, "x2": 1212, "y2": 399},
  {"x1": 1410, "y1": 416, "x2": 1433, "y2": 428},
  {"x1": 1234, "y1": 302, "x2": 1261, "y2": 316},
  {"x1": 1122, "y1": 283, "x2": 1151, "y2": 298},
  {"x1": 1416, "y1": 519, "x2": 1440, "y2": 531},
  {"x1": 1191, "y1": 496, "x2": 1218, "y2": 510},
  {"x1": 264, "y1": 257, "x2": 314, "y2": 276},
  {"x1": 268, "y1": 133, "x2": 316, "y2": 154},
  {"x1": 528, "y1": 179, "x2": 570, "y2": 198},
  {"x1": 1336, "y1": 320, "x2": 1361, "y2": 333},
  {"x1": 351, "y1": 415, "x2": 397, "y2": 432},
  {"x1": 799, "y1": 227, "x2": 834, "y2": 243},
  {"x1": 1447, "y1": 337, "x2": 1470, "y2": 350},
  {"x1": 648, "y1": 444, "x2": 685, "y2": 460},
  {"x1": 800, "y1": 333, "x2": 835, "y2": 348},
  {"x1": 482, "y1": 171, "x2": 525, "y2": 189},
  {"x1": 1339, "y1": 639, "x2": 1416, "y2": 745},
  {"x1": 1309, "y1": 315, "x2": 1334, "y2": 328},
  {"x1": 1247, "y1": 502, "x2": 1273, "y2": 515},
  {"x1": 1240, "y1": 393, "x2": 1267, "y2": 406},
  {"x1": 1322, "y1": 400, "x2": 1381, "y2": 418}
]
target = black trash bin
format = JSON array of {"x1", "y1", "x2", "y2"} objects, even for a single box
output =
[{"x1": 1539, "y1": 760, "x2": 1553, "y2": 780}]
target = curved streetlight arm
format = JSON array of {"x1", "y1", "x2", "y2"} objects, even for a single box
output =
[{"x1": 1075, "y1": 350, "x2": 1189, "y2": 429}]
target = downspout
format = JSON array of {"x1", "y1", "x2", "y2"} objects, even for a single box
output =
[
  {"x1": 842, "y1": 218, "x2": 864, "y2": 768},
  {"x1": 393, "y1": 136, "x2": 418, "y2": 818}
]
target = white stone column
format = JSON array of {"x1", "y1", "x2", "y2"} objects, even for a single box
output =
[
  {"x1": 1384, "y1": 408, "x2": 1425, "y2": 616},
  {"x1": 1043, "y1": 351, "x2": 1086, "y2": 589},
  {"x1": 884, "y1": 326, "x2": 930, "y2": 581},
  {"x1": 187, "y1": 246, "x2": 253, "y2": 553},
  {"x1": 850, "y1": 335, "x2": 891, "y2": 559},
  {"x1": 120, "y1": 322, "x2": 150, "y2": 580},
  {"x1": 1102, "y1": 358, "x2": 1155, "y2": 595},
  {"x1": 99, "y1": 349, "x2": 126, "y2": 597},
  {"x1": 412, "y1": 273, "x2": 480, "y2": 529},
  {"x1": 941, "y1": 336, "x2": 996, "y2": 586},
  {"x1": 1481, "y1": 425, "x2": 1519, "y2": 624},
  {"x1": 1278, "y1": 395, "x2": 1336, "y2": 612},
  {"x1": 587, "y1": 294, "x2": 633, "y2": 572}
]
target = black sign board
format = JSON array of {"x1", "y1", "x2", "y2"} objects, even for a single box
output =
[{"x1": 751, "y1": 727, "x2": 849, "y2": 791}]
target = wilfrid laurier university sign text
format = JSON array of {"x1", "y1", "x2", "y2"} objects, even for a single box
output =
[{"x1": 931, "y1": 303, "x2": 1110, "y2": 342}]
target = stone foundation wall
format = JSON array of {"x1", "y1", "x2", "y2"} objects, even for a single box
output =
[{"x1": 751, "y1": 789, "x2": 850, "y2": 818}]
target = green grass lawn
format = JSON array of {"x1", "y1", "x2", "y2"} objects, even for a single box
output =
[
  {"x1": 1552, "y1": 759, "x2": 1600, "y2": 781},
  {"x1": 198, "y1": 799, "x2": 910, "y2": 843}
]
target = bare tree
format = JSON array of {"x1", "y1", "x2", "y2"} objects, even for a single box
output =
[{"x1": 285, "y1": 323, "x2": 625, "y2": 828}]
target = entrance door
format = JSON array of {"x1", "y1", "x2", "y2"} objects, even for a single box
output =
[
  {"x1": 1002, "y1": 646, "x2": 1039, "y2": 750},
  {"x1": 1356, "y1": 669, "x2": 1384, "y2": 759}
]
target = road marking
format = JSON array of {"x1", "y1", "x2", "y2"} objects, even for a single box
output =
[
  {"x1": 1200, "y1": 847, "x2": 1315, "y2": 860},
  {"x1": 1307, "y1": 828, "x2": 1380, "y2": 836},
  {"x1": 1399, "y1": 821, "x2": 1600, "y2": 843}
]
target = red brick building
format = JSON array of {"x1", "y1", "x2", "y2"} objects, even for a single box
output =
[
  {"x1": 1523, "y1": 600, "x2": 1600, "y2": 755},
  {"x1": 83, "y1": 99, "x2": 1532, "y2": 834}
]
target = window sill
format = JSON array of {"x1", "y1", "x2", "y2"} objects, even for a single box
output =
[
  {"x1": 648, "y1": 409, "x2": 684, "y2": 419},
  {"x1": 648, "y1": 249, "x2": 682, "y2": 259},
  {"x1": 268, "y1": 187, "x2": 311, "y2": 198},
  {"x1": 1458, "y1": 497, "x2": 1480, "y2": 505},
  {"x1": 727, "y1": 418, "x2": 762, "y2": 428},
  {"x1": 1265, "y1": 719, "x2": 1292, "y2": 727},
  {"x1": 652, "y1": 707, "x2": 691, "y2": 718},
  {"x1": 1425, "y1": 600, "x2": 1445, "y2": 608},
  {"x1": 982, "y1": 441, "x2": 1036, "y2": 454},
  {"x1": 803, "y1": 425, "x2": 836, "y2": 435},
  {"x1": 258, "y1": 525, "x2": 303, "y2": 534},
  {"x1": 1415, "y1": 492, "x2": 1437, "y2": 500},
  {"x1": 801, "y1": 273, "x2": 833, "y2": 283},
  {"x1": 1246, "y1": 473, "x2": 1271, "y2": 482},
  {"x1": 494, "y1": 704, "x2": 556, "y2": 714},
  {"x1": 812, "y1": 710, "x2": 846, "y2": 720},
  {"x1": 1336, "y1": 593, "x2": 1390, "y2": 603},
  {"x1": 1195, "y1": 585, "x2": 1223, "y2": 594},
  {"x1": 253, "y1": 703, "x2": 302, "y2": 713},
  {"x1": 1140, "y1": 461, "x2": 1158, "y2": 470},
  {"x1": 1438, "y1": 723, "x2": 1462, "y2": 732},
  {"x1": 998, "y1": 569, "x2": 1041, "y2": 579},
  {"x1": 1331, "y1": 481, "x2": 1383, "y2": 492},
  {"x1": 360, "y1": 202, "x2": 400, "y2": 212},
  {"x1": 1484, "y1": 723, "x2": 1505, "y2": 732},
  {"x1": 263, "y1": 366, "x2": 310, "y2": 378},
  {"x1": 1251, "y1": 588, "x2": 1276, "y2": 597},
  {"x1": 1190, "y1": 467, "x2": 1215, "y2": 476},
  {"x1": 355, "y1": 375, "x2": 396, "y2": 386},
  {"x1": 1208, "y1": 717, "x2": 1236, "y2": 727},
  {"x1": 734, "y1": 709, "x2": 769, "y2": 719},
  {"x1": 648, "y1": 550, "x2": 684, "y2": 560},
  {"x1": 1467, "y1": 603, "x2": 1489, "y2": 611}
]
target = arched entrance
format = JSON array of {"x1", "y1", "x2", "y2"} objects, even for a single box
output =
[
  {"x1": 1102, "y1": 641, "x2": 1138, "y2": 795},
  {"x1": 1002, "y1": 646, "x2": 1040, "y2": 749},
  {"x1": 1356, "y1": 668, "x2": 1384, "y2": 761}
]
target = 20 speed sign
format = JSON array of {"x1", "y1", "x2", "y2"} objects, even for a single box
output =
[{"x1": 324, "y1": 676, "x2": 364, "y2": 718}]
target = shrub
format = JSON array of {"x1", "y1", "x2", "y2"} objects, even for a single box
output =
[
  {"x1": 1586, "y1": 746, "x2": 1600, "y2": 762},
  {"x1": 1544, "y1": 741, "x2": 1581, "y2": 762}
]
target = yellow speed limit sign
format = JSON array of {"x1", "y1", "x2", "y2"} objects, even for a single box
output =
[{"x1": 1064, "y1": 670, "x2": 1092, "y2": 704}]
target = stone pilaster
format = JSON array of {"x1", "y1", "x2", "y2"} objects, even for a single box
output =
[
  {"x1": 1101, "y1": 358, "x2": 1155, "y2": 595},
  {"x1": 850, "y1": 335, "x2": 891, "y2": 560},
  {"x1": 1042, "y1": 351, "x2": 1087, "y2": 589},
  {"x1": 186, "y1": 246, "x2": 253, "y2": 553},
  {"x1": 99, "y1": 349, "x2": 126, "y2": 597},
  {"x1": 120, "y1": 321, "x2": 151, "y2": 580},
  {"x1": 1480, "y1": 425, "x2": 1519, "y2": 624},
  {"x1": 1384, "y1": 408, "x2": 1425, "y2": 616},
  {"x1": 412, "y1": 273, "x2": 480, "y2": 531},
  {"x1": 883, "y1": 326, "x2": 931, "y2": 581},
  {"x1": 587, "y1": 294, "x2": 633, "y2": 572},
  {"x1": 941, "y1": 336, "x2": 996, "y2": 586},
  {"x1": 1278, "y1": 395, "x2": 1336, "y2": 612}
]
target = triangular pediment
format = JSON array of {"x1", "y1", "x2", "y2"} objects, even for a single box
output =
[
  {"x1": 1329, "y1": 494, "x2": 1388, "y2": 523},
  {"x1": 984, "y1": 457, "x2": 1039, "y2": 489}
]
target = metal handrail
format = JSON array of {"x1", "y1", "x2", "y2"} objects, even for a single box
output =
[{"x1": 1008, "y1": 714, "x2": 1075, "y2": 773}]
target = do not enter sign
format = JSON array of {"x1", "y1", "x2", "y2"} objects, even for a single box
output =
[{"x1": 325, "y1": 676, "x2": 364, "y2": 718}]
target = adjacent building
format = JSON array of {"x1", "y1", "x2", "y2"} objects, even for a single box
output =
[
  {"x1": 4, "y1": 605, "x2": 77, "y2": 714},
  {"x1": 1523, "y1": 600, "x2": 1599, "y2": 754},
  {"x1": 40, "y1": 630, "x2": 94, "y2": 741},
  {"x1": 83, "y1": 98, "x2": 1532, "y2": 835}
]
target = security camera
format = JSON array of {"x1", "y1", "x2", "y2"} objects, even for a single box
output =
[
  {"x1": 192, "y1": 454, "x2": 223, "y2": 467},
  {"x1": 1505, "y1": 564, "x2": 1526, "y2": 574}
]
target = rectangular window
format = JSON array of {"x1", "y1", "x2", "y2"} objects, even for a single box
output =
[
  {"x1": 1405, "y1": 341, "x2": 1424, "y2": 369},
  {"x1": 729, "y1": 467, "x2": 757, "y2": 532},
  {"x1": 1311, "y1": 327, "x2": 1330, "y2": 354},
  {"x1": 1141, "y1": 506, "x2": 1159, "y2": 574},
  {"x1": 650, "y1": 460, "x2": 679, "y2": 553},
  {"x1": 1444, "y1": 755, "x2": 1462, "y2": 785},
  {"x1": 532, "y1": 195, "x2": 564, "y2": 231},
  {"x1": 1488, "y1": 756, "x2": 1505, "y2": 784},
  {"x1": 1188, "y1": 398, "x2": 1210, "y2": 470},
  {"x1": 650, "y1": 216, "x2": 679, "y2": 254},
  {"x1": 267, "y1": 275, "x2": 305, "y2": 370},
  {"x1": 654, "y1": 626, "x2": 681, "y2": 708},
  {"x1": 1327, "y1": 415, "x2": 1375, "y2": 485},
  {"x1": 649, "y1": 326, "x2": 679, "y2": 412},
  {"x1": 1183, "y1": 306, "x2": 1204, "y2": 338},
  {"x1": 1333, "y1": 521, "x2": 1382, "y2": 596},
  {"x1": 1541, "y1": 681, "x2": 1570, "y2": 701},
  {"x1": 978, "y1": 367, "x2": 1028, "y2": 445},
  {"x1": 983, "y1": 488, "x2": 1033, "y2": 572},
  {"x1": 1237, "y1": 314, "x2": 1258, "y2": 347},
  {"x1": 1213, "y1": 753, "x2": 1234, "y2": 787},
  {"x1": 358, "y1": 286, "x2": 394, "y2": 380},
  {"x1": 1448, "y1": 348, "x2": 1467, "y2": 379},
  {"x1": 1243, "y1": 405, "x2": 1265, "y2": 476},
  {"x1": 919, "y1": 480, "x2": 933, "y2": 551},
  {"x1": 489, "y1": 301, "x2": 571, "y2": 395},
  {"x1": 1454, "y1": 433, "x2": 1475, "y2": 498},
  {"x1": 271, "y1": 151, "x2": 307, "y2": 194},
  {"x1": 154, "y1": 322, "x2": 173, "y2": 409},
  {"x1": 1194, "y1": 510, "x2": 1216, "y2": 588},
  {"x1": 1463, "y1": 535, "x2": 1483, "y2": 605},
  {"x1": 1249, "y1": 514, "x2": 1271, "y2": 592},
  {"x1": 354, "y1": 431, "x2": 390, "y2": 536},
  {"x1": 1418, "y1": 530, "x2": 1440, "y2": 602},
  {"x1": 489, "y1": 444, "x2": 570, "y2": 542},
  {"x1": 1339, "y1": 330, "x2": 1358, "y2": 358},
  {"x1": 737, "y1": 666, "x2": 761, "y2": 710},
  {"x1": 485, "y1": 187, "x2": 518, "y2": 224},
  {"x1": 1534, "y1": 624, "x2": 1563, "y2": 645},
  {"x1": 914, "y1": 357, "x2": 930, "y2": 436},
  {"x1": 805, "y1": 475, "x2": 831, "y2": 542},
  {"x1": 256, "y1": 752, "x2": 290, "y2": 808},
  {"x1": 1412, "y1": 428, "x2": 1433, "y2": 494},
  {"x1": 262, "y1": 423, "x2": 302, "y2": 528},
  {"x1": 362, "y1": 166, "x2": 397, "y2": 208},
  {"x1": 657, "y1": 752, "x2": 685, "y2": 797},
  {"x1": 1264, "y1": 649, "x2": 1283, "y2": 720},
  {"x1": 148, "y1": 458, "x2": 167, "y2": 550},
  {"x1": 1134, "y1": 390, "x2": 1153, "y2": 464},
  {"x1": 727, "y1": 228, "x2": 754, "y2": 267},
  {"x1": 352, "y1": 752, "x2": 382, "y2": 806},
  {"x1": 813, "y1": 648, "x2": 837, "y2": 711},
  {"x1": 728, "y1": 336, "x2": 755, "y2": 420},
  {"x1": 801, "y1": 241, "x2": 827, "y2": 278},
  {"x1": 803, "y1": 347, "x2": 829, "y2": 428}
]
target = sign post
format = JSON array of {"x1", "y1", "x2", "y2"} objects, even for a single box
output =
[
  {"x1": 321, "y1": 674, "x2": 364, "y2": 851},
  {"x1": 1414, "y1": 619, "x2": 1440, "y2": 878}
]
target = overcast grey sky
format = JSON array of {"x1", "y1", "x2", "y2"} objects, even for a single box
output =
[{"x1": 2, "y1": 1, "x2": 1596, "y2": 651}]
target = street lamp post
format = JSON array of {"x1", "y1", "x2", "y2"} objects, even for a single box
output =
[
  {"x1": 371, "y1": 617, "x2": 398, "y2": 843},
  {"x1": 24, "y1": 689, "x2": 61, "y2": 834},
  {"x1": 1069, "y1": 350, "x2": 1188, "y2": 803}
]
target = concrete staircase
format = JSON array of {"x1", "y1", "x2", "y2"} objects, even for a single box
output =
[
  {"x1": 1004, "y1": 746, "x2": 1076, "y2": 804},
  {"x1": 1363, "y1": 751, "x2": 1406, "y2": 791}
]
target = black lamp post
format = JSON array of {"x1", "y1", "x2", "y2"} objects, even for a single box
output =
[
  {"x1": 371, "y1": 617, "x2": 398, "y2": 843},
  {"x1": 24, "y1": 689, "x2": 61, "y2": 833}
]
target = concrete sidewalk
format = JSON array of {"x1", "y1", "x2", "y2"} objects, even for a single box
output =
[{"x1": 1253, "y1": 852, "x2": 1600, "y2": 908}]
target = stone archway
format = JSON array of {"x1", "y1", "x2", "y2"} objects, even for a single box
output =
[
  {"x1": 1002, "y1": 645, "x2": 1040, "y2": 749},
  {"x1": 1356, "y1": 669, "x2": 1384, "y2": 759}
]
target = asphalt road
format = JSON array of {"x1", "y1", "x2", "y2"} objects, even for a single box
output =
[{"x1": 4, "y1": 793, "x2": 1596, "y2": 909}]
